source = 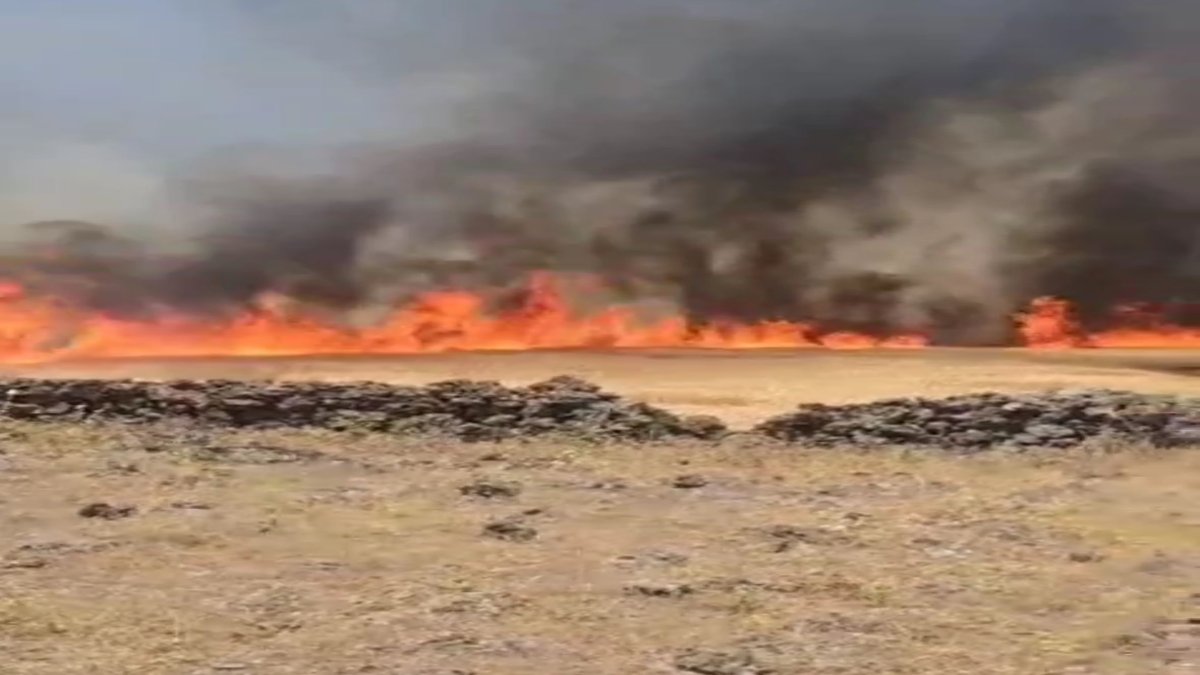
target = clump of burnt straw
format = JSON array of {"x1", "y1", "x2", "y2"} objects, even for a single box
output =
[{"x1": 2, "y1": 376, "x2": 1198, "y2": 450}]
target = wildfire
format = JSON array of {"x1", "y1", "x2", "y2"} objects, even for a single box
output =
[
  {"x1": 0, "y1": 274, "x2": 1196, "y2": 364},
  {"x1": 1016, "y1": 297, "x2": 1200, "y2": 349}
]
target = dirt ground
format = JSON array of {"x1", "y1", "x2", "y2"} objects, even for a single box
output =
[{"x1": 1, "y1": 349, "x2": 1198, "y2": 674}]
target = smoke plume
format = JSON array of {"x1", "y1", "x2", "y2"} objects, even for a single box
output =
[{"x1": 3, "y1": 0, "x2": 1199, "y2": 344}]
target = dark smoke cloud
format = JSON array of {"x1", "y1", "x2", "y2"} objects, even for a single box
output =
[{"x1": 5, "y1": 0, "x2": 1199, "y2": 343}]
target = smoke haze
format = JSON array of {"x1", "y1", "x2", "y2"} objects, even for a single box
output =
[{"x1": 2, "y1": 0, "x2": 1198, "y2": 344}]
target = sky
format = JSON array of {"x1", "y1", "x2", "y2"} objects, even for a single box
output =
[
  {"x1": 0, "y1": 0, "x2": 826, "y2": 163},
  {"x1": 0, "y1": 0, "x2": 1065, "y2": 168},
  {"x1": 0, "y1": 1, "x2": 421, "y2": 160},
  {"x1": 0, "y1": 0, "x2": 488, "y2": 226}
]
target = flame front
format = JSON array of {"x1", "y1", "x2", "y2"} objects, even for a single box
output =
[
  {"x1": 1016, "y1": 296, "x2": 1200, "y2": 349},
  {"x1": 0, "y1": 274, "x2": 1197, "y2": 363},
  {"x1": 0, "y1": 273, "x2": 930, "y2": 363}
]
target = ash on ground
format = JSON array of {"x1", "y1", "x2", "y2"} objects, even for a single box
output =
[{"x1": 755, "y1": 389, "x2": 1200, "y2": 450}]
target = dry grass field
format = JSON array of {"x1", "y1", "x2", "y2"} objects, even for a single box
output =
[{"x1": 0, "y1": 349, "x2": 1198, "y2": 674}]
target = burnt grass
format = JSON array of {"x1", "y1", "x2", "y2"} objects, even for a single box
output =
[
  {"x1": 756, "y1": 389, "x2": 1200, "y2": 450},
  {"x1": 0, "y1": 376, "x2": 1198, "y2": 450},
  {"x1": 0, "y1": 375, "x2": 723, "y2": 443}
]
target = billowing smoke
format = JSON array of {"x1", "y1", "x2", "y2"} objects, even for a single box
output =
[{"x1": 3, "y1": 0, "x2": 1198, "y2": 344}]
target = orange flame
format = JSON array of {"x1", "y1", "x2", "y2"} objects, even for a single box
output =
[
  {"x1": 0, "y1": 273, "x2": 930, "y2": 363},
  {"x1": 1016, "y1": 296, "x2": 1200, "y2": 349},
  {"x1": 1, "y1": 276, "x2": 1197, "y2": 364},
  {"x1": 1014, "y1": 297, "x2": 1087, "y2": 349}
]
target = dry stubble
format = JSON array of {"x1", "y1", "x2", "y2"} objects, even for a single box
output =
[{"x1": 0, "y1": 422, "x2": 1196, "y2": 674}]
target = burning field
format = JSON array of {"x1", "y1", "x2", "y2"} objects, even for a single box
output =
[
  {"x1": 0, "y1": 0, "x2": 1197, "y2": 365},
  {"x1": 3, "y1": 1, "x2": 1200, "y2": 673},
  {"x1": 1, "y1": 272, "x2": 1200, "y2": 364},
  {"x1": 1, "y1": 289, "x2": 1197, "y2": 673}
]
